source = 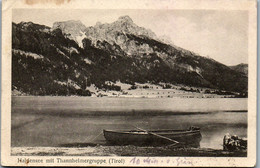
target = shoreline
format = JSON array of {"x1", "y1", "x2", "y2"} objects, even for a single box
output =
[
  {"x1": 11, "y1": 146, "x2": 247, "y2": 157},
  {"x1": 11, "y1": 95, "x2": 247, "y2": 99},
  {"x1": 11, "y1": 110, "x2": 247, "y2": 118}
]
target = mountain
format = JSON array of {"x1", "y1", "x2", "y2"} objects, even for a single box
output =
[
  {"x1": 84, "y1": 15, "x2": 156, "y2": 47},
  {"x1": 12, "y1": 16, "x2": 248, "y2": 96},
  {"x1": 229, "y1": 63, "x2": 248, "y2": 76},
  {"x1": 52, "y1": 20, "x2": 87, "y2": 47}
]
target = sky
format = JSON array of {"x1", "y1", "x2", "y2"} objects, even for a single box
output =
[{"x1": 13, "y1": 9, "x2": 248, "y2": 66}]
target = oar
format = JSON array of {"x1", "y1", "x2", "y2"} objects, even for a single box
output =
[{"x1": 133, "y1": 126, "x2": 179, "y2": 145}]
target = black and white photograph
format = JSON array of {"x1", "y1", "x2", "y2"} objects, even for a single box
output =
[{"x1": 1, "y1": 0, "x2": 257, "y2": 167}]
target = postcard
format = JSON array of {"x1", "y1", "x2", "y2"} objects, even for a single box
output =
[{"x1": 1, "y1": 0, "x2": 257, "y2": 166}]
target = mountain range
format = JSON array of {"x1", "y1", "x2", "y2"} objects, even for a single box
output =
[{"x1": 12, "y1": 16, "x2": 248, "y2": 96}]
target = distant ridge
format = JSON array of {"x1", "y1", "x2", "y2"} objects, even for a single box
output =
[{"x1": 229, "y1": 63, "x2": 248, "y2": 76}]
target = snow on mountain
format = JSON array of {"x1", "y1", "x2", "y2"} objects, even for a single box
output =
[
  {"x1": 13, "y1": 49, "x2": 45, "y2": 59},
  {"x1": 52, "y1": 20, "x2": 87, "y2": 48}
]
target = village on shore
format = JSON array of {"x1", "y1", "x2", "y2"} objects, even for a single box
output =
[{"x1": 85, "y1": 82, "x2": 245, "y2": 98}]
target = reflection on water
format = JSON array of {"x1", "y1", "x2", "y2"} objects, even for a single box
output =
[{"x1": 11, "y1": 96, "x2": 247, "y2": 149}]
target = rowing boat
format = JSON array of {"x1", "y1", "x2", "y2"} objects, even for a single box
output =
[{"x1": 103, "y1": 126, "x2": 202, "y2": 147}]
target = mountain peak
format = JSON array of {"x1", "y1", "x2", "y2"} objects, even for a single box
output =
[
  {"x1": 84, "y1": 15, "x2": 157, "y2": 48},
  {"x1": 52, "y1": 20, "x2": 87, "y2": 47},
  {"x1": 16, "y1": 21, "x2": 50, "y2": 32},
  {"x1": 117, "y1": 15, "x2": 133, "y2": 24},
  {"x1": 95, "y1": 21, "x2": 102, "y2": 27},
  {"x1": 19, "y1": 21, "x2": 34, "y2": 26},
  {"x1": 52, "y1": 20, "x2": 86, "y2": 30}
]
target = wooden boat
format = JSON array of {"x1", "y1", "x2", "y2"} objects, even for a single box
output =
[{"x1": 103, "y1": 126, "x2": 202, "y2": 147}]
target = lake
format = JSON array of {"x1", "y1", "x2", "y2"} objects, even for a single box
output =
[{"x1": 11, "y1": 96, "x2": 247, "y2": 149}]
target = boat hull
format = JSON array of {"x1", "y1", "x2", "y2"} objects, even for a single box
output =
[{"x1": 103, "y1": 129, "x2": 202, "y2": 147}]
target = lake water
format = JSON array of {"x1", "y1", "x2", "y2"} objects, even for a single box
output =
[{"x1": 11, "y1": 96, "x2": 247, "y2": 149}]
